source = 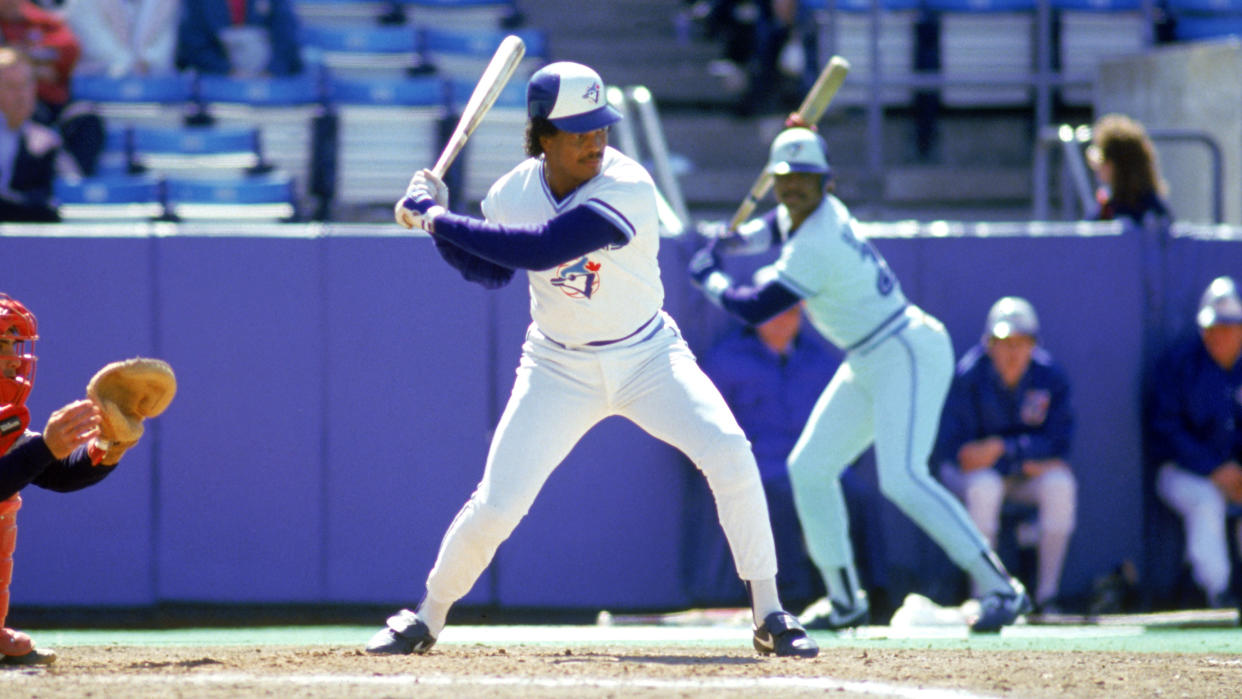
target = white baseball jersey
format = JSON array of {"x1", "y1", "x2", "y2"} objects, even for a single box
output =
[
  {"x1": 481, "y1": 146, "x2": 663, "y2": 347},
  {"x1": 771, "y1": 194, "x2": 907, "y2": 350}
]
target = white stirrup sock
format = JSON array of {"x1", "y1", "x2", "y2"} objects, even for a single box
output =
[{"x1": 747, "y1": 578, "x2": 782, "y2": 627}]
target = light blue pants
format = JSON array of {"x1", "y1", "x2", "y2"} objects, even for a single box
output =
[{"x1": 789, "y1": 306, "x2": 994, "y2": 587}]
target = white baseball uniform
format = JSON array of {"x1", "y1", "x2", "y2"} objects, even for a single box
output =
[
  {"x1": 422, "y1": 147, "x2": 778, "y2": 605},
  {"x1": 772, "y1": 195, "x2": 1000, "y2": 588}
]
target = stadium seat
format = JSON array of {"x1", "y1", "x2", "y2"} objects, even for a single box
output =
[
  {"x1": 70, "y1": 73, "x2": 193, "y2": 129},
  {"x1": 130, "y1": 126, "x2": 264, "y2": 177},
  {"x1": 1167, "y1": 0, "x2": 1242, "y2": 41},
  {"x1": 95, "y1": 127, "x2": 132, "y2": 176},
  {"x1": 328, "y1": 76, "x2": 446, "y2": 206},
  {"x1": 301, "y1": 24, "x2": 426, "y2": 79},
  {"x1": 401, "y1": 0, "x2": 518, "y2": 30},
  {"x1": 164, "y1": 173, "x2": 298, "y2": 221},
  {"x1": 420, "y1": 26, "x2": 546, "y2": 82},
  {"x1": 197, "y1": 75, "x2": 325, "y2": 213},
  {"x1": 450, "y1": 79, "x2": 526, "y2": 203},
  {"x1": 1054, "y1": 0, "x2": 1149, "y2": 106},
  {"x1": 293, "y1": 0, "x2": 397, "y2": 27},
  {"x1": 54, "y1": 174, "x2": 165, "y2": 221},
  {"x1": 926, "y1": 0, "x2": 1037, "y2": 107},
  {"x1": 804, "y1": 0, "x2": 921, "y2": 107}
]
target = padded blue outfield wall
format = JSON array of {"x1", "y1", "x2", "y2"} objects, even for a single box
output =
[{"x1": 2, "y1": 219, "x2": 1238, "y2": 612}]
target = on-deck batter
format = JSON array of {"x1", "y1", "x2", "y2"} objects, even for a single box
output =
[
  {"x1": 688, "y1": 127, "x2": 1032, "y2": 632},
  {"x1": 366, "y1": 61, "x2": 817, "y2": 658}
]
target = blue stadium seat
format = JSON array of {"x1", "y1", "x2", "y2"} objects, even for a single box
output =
[
  {"x1": 293, "y1": 0, "x2": 397, "y2": 27},
  {"x1": 420, "y1": 26, "x2": 546, "y2": 82},
  {"x1": 1053, "y1": 0, "x2": 1149, "y2": 106},
  {"x1": 301, "y1": 24, "x2": 425, "y2": 79},
  {"x1": 926, "y1": 0, "x2": 1037, "y2": 107},
  {"x1": 804, "y1": 0, "x2": 921, "y2": 107},
  {"x1": 401, "y1": 0, "x2": 517, "y2": 30},
  {"x1": 448, "y1": 79, "x2": 526, "y2": 203},
  {"x1": 1167, "y1": 0, "x2": 1242, "y2": 41},
  {"x1": 164, "y1": 173, "x2": 298, "y2": 221},
  {"x1": 328, "y1": 76, "x2": 446, "y2": 206},
  {"x1": 130, "y1": 126, "x2": 264, "y2": 177},
  {"x1": 70, "y1": 73, "x2": 193, "y2": 128},
  {"x1": 55, "y1": 174, "x2": 165, "y2": 221},
  {"x1": 95, "y1": 127, "x2": 132, "y2": 176},
  {"x1": 197, "y1": 76, "x2": 325, "y2": 213}
]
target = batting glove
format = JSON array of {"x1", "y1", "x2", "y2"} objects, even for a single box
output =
[
  {"x1": 688, "y1": 245, "x2": 733, "y2": 307},
  {"x1": 394, "y1": 192, "x2": 446, "y2": 232},
  {"x1": 407, "y1": 168, "x2": 449, "y2": 208}
]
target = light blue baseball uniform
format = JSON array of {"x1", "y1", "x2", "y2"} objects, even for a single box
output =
[
  {"x1": 700, "y1": 192, "x2": 1012, "y2": 604},
  {"x1": 773, "y1": 195, "x2": 997, "y2": 590}
]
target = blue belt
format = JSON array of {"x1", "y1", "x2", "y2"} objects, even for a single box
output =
[
  {"x1": 844, "y1": 304, "x2": 911, "y2": 354},
  {"x1": 543, "y1": 312, "x2": 663, "y2": 351}
]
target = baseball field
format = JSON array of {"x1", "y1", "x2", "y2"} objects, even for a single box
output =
[{"x1": 3, "y1": 610, "x2": 1239, "y2": 698}]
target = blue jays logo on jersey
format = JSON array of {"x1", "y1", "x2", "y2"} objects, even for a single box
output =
[
  {"x1": 551, "y1": 256, "x2": 602, "y2": 299},
  {"x1": 583, "y1": 82, "x2": 601, "y2": 105},
  {"x1": 1020, "y1": 389, "x2": 1051, "y2": 426}
]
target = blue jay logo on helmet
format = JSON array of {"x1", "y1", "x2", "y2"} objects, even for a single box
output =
[
  {"x1": 526, "y1": 61, "x2": 622, "y2": 134},
  {"x1": 767, "y1": 128, "x2": 831, "y2": 176}
]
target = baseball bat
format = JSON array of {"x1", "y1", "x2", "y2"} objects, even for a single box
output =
[
  {"x1": 430, "y1": 34, "x2": 526, "y2": 180},
  {"x1": 726, "y1": 55, "x2": 851, "y2": 231}
]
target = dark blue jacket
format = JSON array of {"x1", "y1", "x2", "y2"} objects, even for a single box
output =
[
  {"x1": 1148, "y1": 332, "x2": 1242, "y2": 477},
  {"x1": 699, "y1": 326, "x2": 839, "y2": 481},
  {"x1": 176, "y1": 0, "x2": 303, "y2": 76},
  {"x1": 933, "y1": 343, "x2": 1075, "y2": 476}
]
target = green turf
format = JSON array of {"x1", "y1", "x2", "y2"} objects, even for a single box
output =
[{"x1": 27, "y1": 625, "x2": 1242, "y2": 654}]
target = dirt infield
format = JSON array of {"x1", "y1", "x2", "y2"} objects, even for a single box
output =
[{"x1": 3, "y1": 643, "x2": 1240, "y2": 698}]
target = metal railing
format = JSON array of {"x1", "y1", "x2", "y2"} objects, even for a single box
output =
[{"x1": 607, "y1": 85, "x2": 690, "y2": 236}]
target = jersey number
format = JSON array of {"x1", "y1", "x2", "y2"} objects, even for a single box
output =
[{"x1": 842, "y1": 226, "x2": 896, "y2": 296}]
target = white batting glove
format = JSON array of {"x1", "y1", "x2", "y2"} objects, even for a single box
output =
[{"x1": 406, "y1": 168, "x2": 449, "y2": 208}]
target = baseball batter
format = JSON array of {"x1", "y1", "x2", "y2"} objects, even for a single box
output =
[
  {"x1": 366, "y1": 61, "x2": 817, "y2": 658},
  {"x1": 689, "y1": 127, "x2": 1031, "y2": 632}
]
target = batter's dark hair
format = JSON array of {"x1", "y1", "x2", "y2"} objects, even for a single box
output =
[
  {"x1": 1092, "y1": 113, "x2": 1166, "y2": 211},
  {"x1": 525, "y1": 116, "x2": 559, "y2": 158}
]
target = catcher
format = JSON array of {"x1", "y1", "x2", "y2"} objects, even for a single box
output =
[{"x1": 0, "y1": 293, "x2": 175, "y2": 665}]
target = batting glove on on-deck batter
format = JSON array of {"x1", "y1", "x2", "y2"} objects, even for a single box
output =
[
  {"x1": 395, "y1": 169, "x2": 449, "y2": 232},
  {"x1": 688, "y1": 244, "x2": 732, "y2": 306}
]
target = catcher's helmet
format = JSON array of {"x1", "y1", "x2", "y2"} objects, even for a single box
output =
[
  {"x1": 984, "y1": 296, "x2": 1039, "y2": 342},
  {"x1": 527, "y1": 61, "x2": 622, "y2": 134},
  {"x1": 0, "y1": 293, "x2": 37, "y2": 407},
  {"x1": 1197, "y1": 276, "x2": 1242, "y2": 329},
  {"x1": 766, "y1": 128, "x2": 832, "y2": 177}
]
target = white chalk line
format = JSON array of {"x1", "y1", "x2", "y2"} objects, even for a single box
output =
[{"x1": 1, "y1": 671, "x2": 999, "y2": 698}]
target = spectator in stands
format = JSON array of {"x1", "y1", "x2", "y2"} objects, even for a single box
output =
[
  {"x1": 0, "y1": 46, "x2": 79, "y2": 222},
  {"x1": 934, "y1": 296, "x2": 1077, "y2": 615},
  {"x1": 0, "y1": 0, "x2": 79, "y2": 119},
  {"x1": 1088, "y1": 113, "x2": 1172, "y2": 227},
  {"x1": 176, "y1": 0, "x2": 303, "y2": 78},
  {"x1": 686, "y1": 0, "x2": 804, "y2": 115},
  {"x1": 63, "y1": 0, "x2": 180, "y2": 77},
  {"x1": 1148, "y1": 276, "x2": 1242, "y2": 609},
  {"x1": 689, "y1": 305, "x2": 889, "y2": 615},
  {"x1": 0, "y1": 0, "x2": 103, "y2": 175}
]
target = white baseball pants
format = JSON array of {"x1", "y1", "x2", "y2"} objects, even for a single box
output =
[
  {"x1": 424, "y1": 311, "x2": 778, "y2": 604},
  {"x1": 1156, "y1": 462, "x2": 1242, "y2": 601}
]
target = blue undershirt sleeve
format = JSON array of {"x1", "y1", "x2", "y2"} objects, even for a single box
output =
[
  {"x1": 717, "y1": 278, "x2": 805, "y2": 326},
  {"x1": 430, "y1": 206, "x2": 629, "y2": 271}
]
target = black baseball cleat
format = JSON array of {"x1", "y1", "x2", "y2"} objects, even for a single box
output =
[
  {"x1": 365, "y1": 609, "x2": 437, "y2": 655},
  {"x1": 971, "y1": 583, "x2": 1033, "y2": 633},
  {"x1": 1, "y1": 647, "x2": 57, "y2": 666},
  {"x1": 799, "y1": 591, "x2": 870, "y2": 631},
  {"x1": 753, "y1": 611, "x2": 819, "y2": 658}
]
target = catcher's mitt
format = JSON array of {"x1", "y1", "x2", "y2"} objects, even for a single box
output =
[{"x1": 86, "y1": 357, "x2": 176, "y2": 465}]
